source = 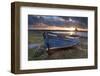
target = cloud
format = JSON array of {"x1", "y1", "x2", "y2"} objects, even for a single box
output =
[{"x1": 42, "y1": 16, "x2": 65, "y2": 22}]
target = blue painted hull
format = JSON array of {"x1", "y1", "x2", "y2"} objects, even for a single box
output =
[{"x1": 43, "y1": 32, "x2": 80, "y2": 49}]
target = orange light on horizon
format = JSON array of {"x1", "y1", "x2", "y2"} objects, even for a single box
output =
[
  {"x1": 65, "y1": 27, "x2": 75, "y2": 31},
  {"x1": 77, "y1": 28, "x2": 88, "y2": 31},
  {"x1": 29, "y1": 25, "x2": 87, "y2": 32},
  {"x1": 65, "y1": 27, "x2": 76, "y2": 35}
]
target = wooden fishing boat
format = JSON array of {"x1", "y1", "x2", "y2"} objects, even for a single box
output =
[{"x1": 43, "y1": 32, "x2": 80, "y2": 50}]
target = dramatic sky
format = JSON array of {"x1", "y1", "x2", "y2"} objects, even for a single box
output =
[{"x1": 28, "y1": 15, "x2": 88, "y2": 28}]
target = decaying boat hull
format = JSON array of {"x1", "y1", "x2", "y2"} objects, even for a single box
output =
[{"x1": 43, "y1": 32, "x2": 80, "y2": 50}]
